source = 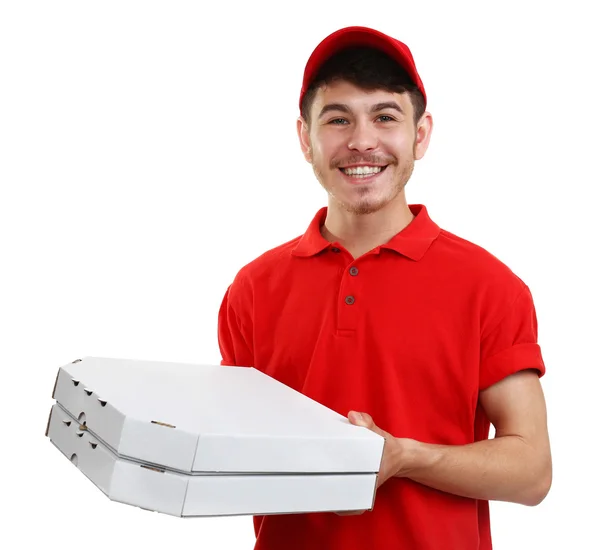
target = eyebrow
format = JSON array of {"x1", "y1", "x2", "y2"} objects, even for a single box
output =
[
  {"x1": 318, "y1": 101, "x2": 404, "y2": 119},
  {"x1": 372, "y1": 101, "x2": 404, "y2": 115}
]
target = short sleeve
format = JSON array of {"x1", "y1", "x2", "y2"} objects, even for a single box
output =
[
  {"x1": 479, "y1": 284, "x2": 546, "y2": 390},
  {"x1": 217, "y1": 283, "x2": 255, "y2": 368}
]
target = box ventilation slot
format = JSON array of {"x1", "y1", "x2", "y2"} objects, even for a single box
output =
[
  {"x1": 77, "y1": 412, "x2": 87, "y2": 433},
  {"x1": 141, "y1": 465, "x2": 165, "y2": 473},
  {"x1": 151, "y1": 420, "x2": 176, "y2": 428}
]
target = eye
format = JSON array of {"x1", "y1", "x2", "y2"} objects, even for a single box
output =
[
  {"x1": 376, "y1": 115, "x2": 396, "y2": 122},
  {"x1": 328, "y1": 118, "x2": 349, "y2": 125}
]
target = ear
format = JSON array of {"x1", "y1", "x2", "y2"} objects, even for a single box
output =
[
  {"x1": 297, "y1": 117, "x2": 312, "y2": 163},
  {"x1": 413, "y1": 111, "x2": 433, "y2": 161}
]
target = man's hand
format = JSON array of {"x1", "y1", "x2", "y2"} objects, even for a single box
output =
[
  {"x1": 335, "y1": 411, "x2": 412, "y2": 516},
  {"x1": 348, "y1": 411, "x2": 406, "y2": 488}
]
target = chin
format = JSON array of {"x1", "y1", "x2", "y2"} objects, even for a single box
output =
[{"x1": 340, "y1": 197, "x2": 389, "y2": 215}]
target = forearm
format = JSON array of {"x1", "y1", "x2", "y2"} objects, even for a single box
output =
[{"x1": 396, "y1": 435, "x2": 552, "y2": 506}]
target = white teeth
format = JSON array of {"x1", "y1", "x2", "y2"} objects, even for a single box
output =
[{"x1": 342, "y1": 166, "x2": 384, "y2": 176}]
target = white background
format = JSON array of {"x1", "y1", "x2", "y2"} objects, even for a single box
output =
[{"x1": 1, "y1": 1, "x2": 598, "y2": 548}]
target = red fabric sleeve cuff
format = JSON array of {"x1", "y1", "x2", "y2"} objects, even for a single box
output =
[{"x1": 480, "y1": 342, "x2": 546, "y2": 390}]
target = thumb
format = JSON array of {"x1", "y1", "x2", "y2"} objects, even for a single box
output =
[
  {"x1": 348, "y1": 411, "x2": 388, "y2": 439},
  {"x1": 348, "y1": 411, "x2": 372, "y2": 428}
]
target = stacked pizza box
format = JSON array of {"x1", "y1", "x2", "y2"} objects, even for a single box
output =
[{"x1": 46, "y1": 357, "x2": 384, "y2": 517}]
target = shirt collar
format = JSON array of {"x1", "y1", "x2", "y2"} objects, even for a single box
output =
[{"x1": 291, "y1": 204, "x2": 441, "y2": 261}]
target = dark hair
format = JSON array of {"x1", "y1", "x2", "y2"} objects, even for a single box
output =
[{"x1": 300, "y1": 46, "x2": 426, "y2": 127}]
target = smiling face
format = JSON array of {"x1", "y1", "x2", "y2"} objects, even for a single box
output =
[{"x1": 298, "y1": 80, "x2": 431, "y2": 216}]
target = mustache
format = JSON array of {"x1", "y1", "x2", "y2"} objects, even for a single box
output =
[{"x1": 331, "y1": 155, "x2": 396, "y2": 169}]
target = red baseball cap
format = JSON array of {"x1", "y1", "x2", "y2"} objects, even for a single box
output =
[{"x1": 299, "y1": 26, "x2": 427, "y2": 112}]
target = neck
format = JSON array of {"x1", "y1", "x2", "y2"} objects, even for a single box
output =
[{"x1": 321, "y1": 192, "x2": 415, "y2": 259}]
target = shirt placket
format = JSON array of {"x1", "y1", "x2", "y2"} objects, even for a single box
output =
[{"x1": 333, "y1": 248, "x2": 368, "y2": 336}]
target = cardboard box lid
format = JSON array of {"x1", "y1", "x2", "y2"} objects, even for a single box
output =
[
  {"x1": 47, "y1": 402, "x2": 377, "y2": 517},
  {"x1": 52, "y1": 357, "x2": 384, "y2": 474}
]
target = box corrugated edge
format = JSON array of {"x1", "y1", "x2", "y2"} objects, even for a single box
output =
[{"x1": 45, "y1": 405, "x2": 54, "y2": 437}]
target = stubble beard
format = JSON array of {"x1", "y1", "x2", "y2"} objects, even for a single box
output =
[{"x1": 312, "y1": 155, "x2": 415, "y2": 216}]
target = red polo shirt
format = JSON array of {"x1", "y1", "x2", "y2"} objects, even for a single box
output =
[{"x1": 218, "y1": 204, "x2": 545, "y2": 550}]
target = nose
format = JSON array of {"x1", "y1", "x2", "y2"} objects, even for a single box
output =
[{"x1": 347, "y1": 120, "x2": 378, "y2": 152}]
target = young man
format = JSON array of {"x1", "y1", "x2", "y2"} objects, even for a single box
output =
[{"x1": 218, "y1": 26, "x2": 552, "y2": 550}]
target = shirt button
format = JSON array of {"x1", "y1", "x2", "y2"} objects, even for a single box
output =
[
  {"x1": 331, "y1": 247, "x2": 341, "y2": 253},
  {"x1": 349, "y1": 266, "x2": 359, "y2": 276},
  {"x1": 345, "y1": 295, "x2": 355, "y2": 305}
]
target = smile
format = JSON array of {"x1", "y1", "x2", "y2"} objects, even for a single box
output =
[{"x1": 339, "y1": 165, "x2": 387, "y2": 178}]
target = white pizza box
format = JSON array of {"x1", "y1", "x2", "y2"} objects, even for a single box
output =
[
  {"x1": 46, "y1": 402, "x2": 378, "y2": 517},
  {"x1": 50, "y1": 357, "x2": 384, "y2": 474}
]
